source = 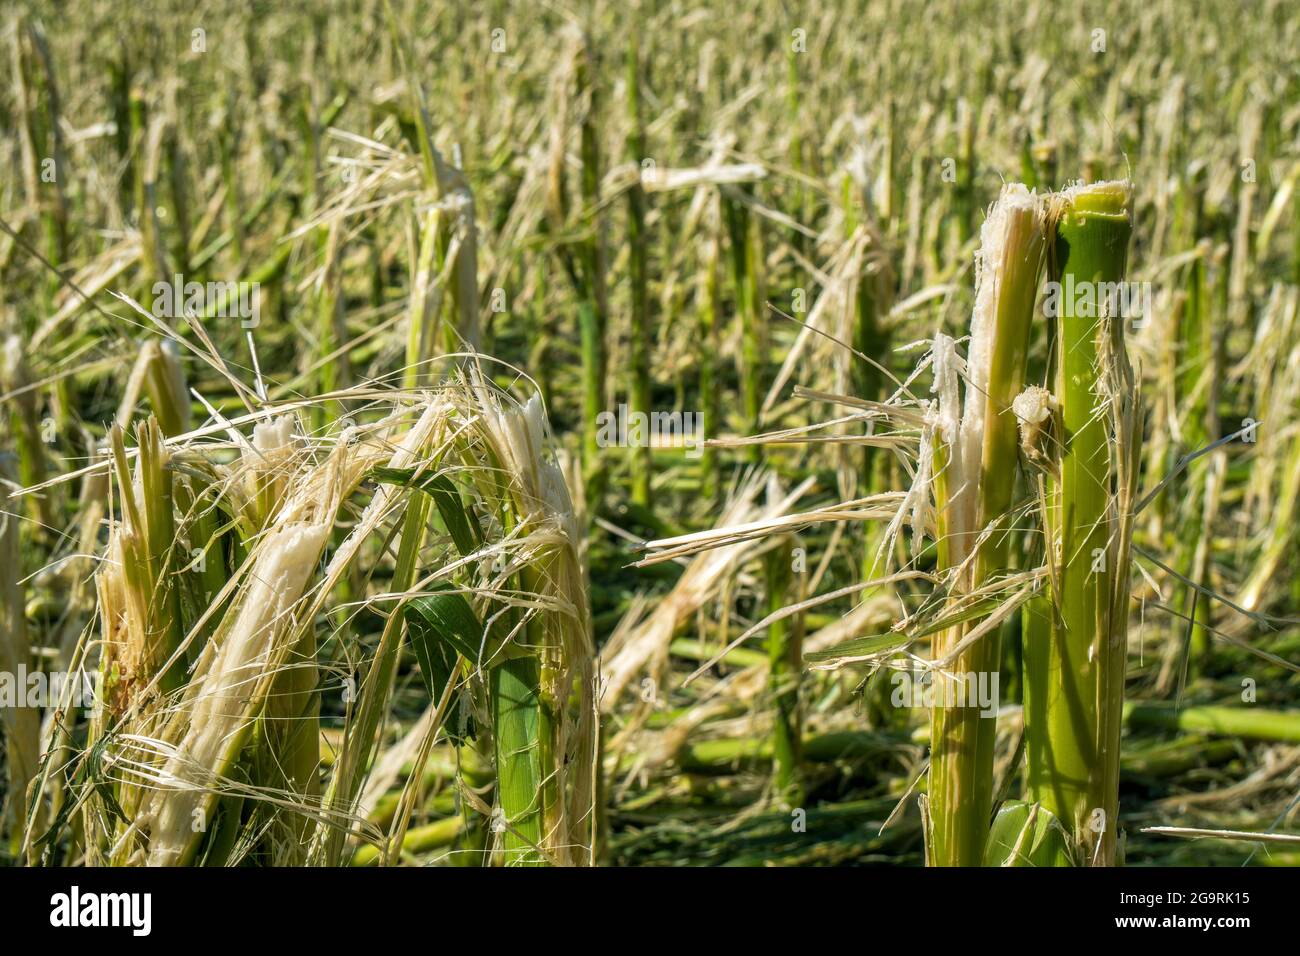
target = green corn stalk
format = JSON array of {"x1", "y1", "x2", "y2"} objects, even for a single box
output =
[
  {"x1": 880, "y1": 97, "x2": 898, "y2": 230},
  {"x1": 1019, "y1": 131, "x2": 1039, "y2": 190},
  {"x1": 625, "y1": 33, "x2": 652, "y2": 506},
  {"x1": 698, "y1": 210, "x2": 723, "y2": 502},
  {"x1": 1, "y1": 342, "x2": 53, "y2": 530},
  {"x1": 785, "y1": 43, "x2": 813, "y2": 248},
  {"x1": 527, "y1": 255, "x2": 553, "y2": 410},
  {"x1": 405, "y1": 205, "x2": 445, "y2": 390},
  {"x1": 492, "y1": 652, "x2": 548, "y2": 865},
  {"x1": 1125, "y1": 701, "x2": 1300, "y2": 743},
  {"x1": 484, "y1": 476, "x2": 577, "y2": 866},
  {"x1": 1025, "y1": 181, "x2": 1136, "y2": 866},
  {"x1": 296, "y1": 89, "x2": 349, "y2": 427},
  {"x1": 173, "y1": 475, "x2": 226, "y2": 647},
  {"x1": 385, "y1": 6, "x2": 480, "y2": 368},
  {"x1": 579, "y1": 300, "x2": 605, "y2": 487},
  {"x1": 259, "y1": 614, "x2": 322, "y2": 864},
  {"x1": 109, "y1": 418, "x2": 186, "y2": 694},
  {"x1": 723, "y1": 187, "x2": 763, "y2": 459},
  {"x1": 1168, "y1": 240, "x2": 1219, "y2": 682},
  {"x1": 313, "y1": 222, "x2": 349, "y2": 429},
  {"x1": 841, "y1": 161, "x2": 895, "y2": 576},
  {"x1": 13, "y1": 22, "x2": 69, "y2": 306},
  {"x1": 1143, "y1": 166, "x2": 1206, "y2": 541},
  {"x1": 164, "y1": 102, "x2": 191, "y2": 278},
  {"x1": 318, "y1": 385, "x2": 595, "y2": 868},
  {"x1": 1032, "y1": 142, "x2": 1058, "y2": 194},
  {"x1": 218, "y1": 84, "x2": 245, "y2": 265},
  {"x1": 298, "y1": 81, "x2": 323, "y2": 214},
  {"x1": 400, "y1": 385, "x2": 593, "y2": 867},
  {"x1": 953, "y1": 99, "x2": 977, "y2": 246},
  {"x1": 410, "y1": 124, "x2": 479, "y2": 359},
  {"x1": 109, "y1": 53, "x2": 134, "y2": 215},
  {"x1": 129, "y1": 85, "x2": 152, "y2": 262},
  {"x1": 928, "y1": 185, "x2": 1046, "y2": 867},
  {"x1": 765, "y1": 532, "x2": 803, "y2": 809},
  {"x1": 139, "y1": 113, "x2": 171, "y2": 282},
  {"x1": 851, "y1": 244, "x2": 892, "y2": 576},
  {"x1": 140, "y1": 339, "x2": 191, "y2": 438},
  {"x1": 185, "y1": 242, "x2": 291, "y2": 334},
  {"x1": 539, "y1": 32, "x2": 608, "y2": 501},
  {"x1": 1294, "y1": 167, "x2": 1300, "y2": 287},
  {"x1": 575, "y1": 39, "x2": 609, "y2": 497},
  {"x1": 405, "y1": 470, "x2": 496, "y2": 866},
  {"x1": 0, "y1": 453, "x2": 40, "y2": 852}
]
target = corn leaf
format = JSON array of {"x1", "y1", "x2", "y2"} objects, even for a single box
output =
[
  {"x1": 402, "y1": 586, "x2": 487, "y2": 744},
  {"x1": 983, "y1": 800, "x2": 1074, "y2": 867},
  {"x1": 371, "y1": 467, "x2": 483, "y2": 556}
]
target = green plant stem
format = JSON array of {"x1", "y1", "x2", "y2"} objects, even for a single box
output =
[
  {"x1": 1026, "y1": 182, "x2": 1132, "y2": 866},
  {"x1": 0, "y1": 456, "x2": 40, "y2": 851},
  {"x1": 575, "y1": 41, "x2": 608, "y2": 502},
  {"x1": 1171, "y1": 242, "x2": 1216, "y2": 678},
  {"x1": 723, "y1": 189, "x2": 762, "y2": 459},
  {"x1": 699, "y1": 216, "x2": 722, "y2": 502},
  {"x1": 579, "y1": 301, "x2": 605, "y2": 502},
  {"x1": 625, "y1": 33, "x2": 652, "y2": 506},
  {"x1": 852, "y1": 247, "x2": 890, "y2": 577},
  {"x1": 1125, "y1": 702, "x2": 1300, "y2": 743},
  {"x1": 491, "y1": 655, "x2": 547, "y2": 865},
  {"x1": 929, "y1": 188, "x2": 1044, "y2": 867},
  {"x1": 765, "y1": 536, "x2": 802, "y2": 808}
]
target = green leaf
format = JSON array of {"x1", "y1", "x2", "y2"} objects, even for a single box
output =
[
  {"x1": 983, "y1": 800, "x2": 1074, "y2": 867},
  {"x1": 908, "y1": 593, "x2": 1013, "y2": 640},
  {"x1": 803, "y1": 593, "x2": 1020, "y2": 666},
  {"x1": 402, "y1": 586, "x2": 488, "y2": 744},
  {"x1": 803, "y1": 631, "x2": 914, "y2": 664},
  {"x1": 404, "y1": 585, "x2": 488, "y2": 663},
  {"x1": 371, "y1": 467, "x2": 483, "y2": 557}
]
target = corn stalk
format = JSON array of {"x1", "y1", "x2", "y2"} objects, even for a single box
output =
[
  {"x1": 927, "y1": 184, "x2": 1046, "y2": 866},
  {"x1": 1025, "y1": 181, "x2": 1138, "y2": 866}
]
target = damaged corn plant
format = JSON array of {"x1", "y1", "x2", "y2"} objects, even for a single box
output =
[
  {"x1": 634, "y1": 181, "x2": 1141, "y2": 867},
  {"x1": 922, "y1": 181, "x2": 1140, "y2": 867},
  {"x1": 5, "y1": 0, "x2": 1300, "y2": 871},
  {"x1": 28, "y1": 374, "x2": 596, "y2": 867}
]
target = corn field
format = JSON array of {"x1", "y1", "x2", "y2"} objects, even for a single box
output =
[{"x1": 2, "y1": 0, "x2": 1300, "y2": 872}]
